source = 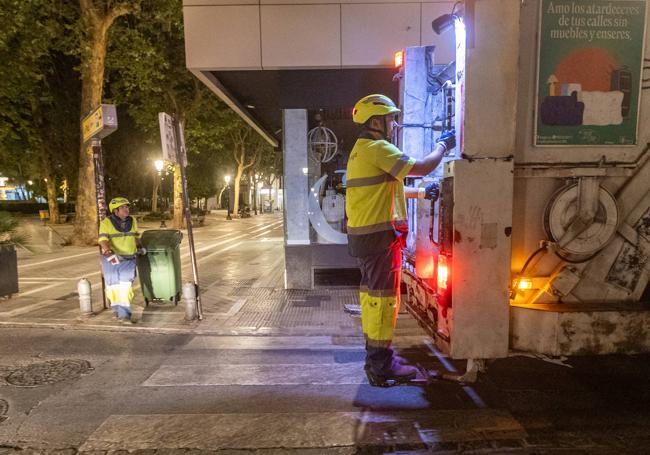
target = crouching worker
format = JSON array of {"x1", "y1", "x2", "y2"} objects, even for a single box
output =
[
  {"x1": 346, "y1": 94, "x2": 455, "y2": 386},
  {"x1": 98, "y1": 197, "x2": 146, "y2": 323}
]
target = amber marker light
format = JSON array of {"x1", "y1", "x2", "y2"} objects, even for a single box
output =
[
  {"x1": 517, "y1": 278, "x2": 533, "y2": 291},
  {"x1": 394, "y1": 50, "x2": 404, "y2": 68}
]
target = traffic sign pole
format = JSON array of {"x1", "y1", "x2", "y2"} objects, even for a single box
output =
[
  {"x1": 82, "y1": 104, "x2": 118, "y2": 311},
  {"x1": 173, "y1": 115, "x2": 202, "y2": 320}
]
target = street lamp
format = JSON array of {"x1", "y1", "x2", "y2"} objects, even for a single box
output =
[{"x1": 224, "y1": 175, "x2": 232, "y2": 220}]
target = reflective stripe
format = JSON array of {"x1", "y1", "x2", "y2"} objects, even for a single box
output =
[
  {"x1": 105, "y1": 232, "x2": 138, "y2": 238},
  {"x1": 388, "y1": 154, "x2": 411, "y2": 178},
  {"x1": 368, "y1": 289, "x2": 397, "y2": 297},
  {"x1": 346, "y1": 174, "x2": 393, "y2": 188},
  {"x1": 366, "y1": 337, "x2": 391, "y2": 348},
  {"x1": 347, "y1": 222, "x2": 396, "y2": 235}
]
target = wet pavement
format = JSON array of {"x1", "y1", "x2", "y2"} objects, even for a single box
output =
[{"x1": 0, "y1": 212, "x2": 649, "y2": 453}]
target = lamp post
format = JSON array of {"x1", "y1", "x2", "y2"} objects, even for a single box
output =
[
  {"x1": 224, "y1": 175, "x2": 232, "y2": 220},
  {"x1": 154, "y1": 160, "x2": 165, "y2": 227}
]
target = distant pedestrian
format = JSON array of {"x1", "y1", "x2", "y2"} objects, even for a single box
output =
[{"x1": 98, "y1": 197, "x2": 146, "y2": 323}]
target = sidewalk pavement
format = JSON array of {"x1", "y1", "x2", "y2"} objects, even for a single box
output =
[{"x1": 1, "y1": 211, "x2": 390, "y2": 342}]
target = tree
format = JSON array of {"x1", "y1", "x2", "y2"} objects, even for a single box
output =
[
  {"x1": 0, "y1": 1, "x2": 78, "y2": 221},
  {"x1": 230, "y1": 127, "x2": 268, "y2": 217},
  {"x1": 73, "y1": 0, "x2": 140, "y2": 244},
  {"x1": 106, "y1": 0, "x2": 241, "y2": 227}
]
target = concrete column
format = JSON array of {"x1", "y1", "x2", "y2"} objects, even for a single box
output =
[{"x1": 283, "y1": 109, "x2": 310, "y2": 246}]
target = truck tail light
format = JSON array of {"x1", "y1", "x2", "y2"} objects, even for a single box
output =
[{"x1": 437, "y1": 255, "x2": 449, "y2": 290}]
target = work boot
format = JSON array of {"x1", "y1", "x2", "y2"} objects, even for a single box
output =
[
  {"x1": 364, "y1": 341, "x2": 408, "y2": 365},
  {"x1": 388, "y1": 345, "x2": 410, "y2": 365},
  {"x1": 365, "y1": 346, "x2": 418, "y2": 387}
]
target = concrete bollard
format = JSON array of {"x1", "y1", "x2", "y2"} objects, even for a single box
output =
[
  {"x1": 183, "y1": 282, "x2": 198, "y2": 321},
  {"x1": 77, "y1": 278, "x2": 93, "y2": 315}
]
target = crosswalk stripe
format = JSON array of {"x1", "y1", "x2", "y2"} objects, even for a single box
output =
[
  {"x1": 143, "y1": 363, "x2": 367, "y2": 386},
  {"x1": 79, "y1": 410, "x2": 526, "y2": 452},
  {"x1": 182, "y1": 336, "x2": 362, "y2": 351}
]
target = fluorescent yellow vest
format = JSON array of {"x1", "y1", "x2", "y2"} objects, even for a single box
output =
[
  {"x1": 98, "y1": 216, "x2": 140, "y2": 256},
  {"x1": 345, "y1": 138, "x2": 415, "y2": 235}
]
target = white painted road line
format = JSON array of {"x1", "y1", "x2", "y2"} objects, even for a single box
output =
[
  {"x1": 18, "y1": 250, "x2": 96, "y2": 269},
  {"x1": 0, "y1": 299, "x2": 63, "y2": 317},
  {"x1": 18, "y1": 271, "x2": 102, "y2": 297}
]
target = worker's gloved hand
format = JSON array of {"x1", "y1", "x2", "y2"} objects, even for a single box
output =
[
  {"x1": 424, "y1": 182, "x2": 440, "y2": 201},
  {"x1": 102, "y1": 248, "x2": 114, "y2": 257},
  {"x1": 137, "y1": 247, "x2": 147, "y2": 256},
  {"x1": 436, "y1": 129, "x2": 456, "y2": 153}
]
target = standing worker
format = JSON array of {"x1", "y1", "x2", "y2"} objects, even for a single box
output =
[
  {"x1": 346, "y1": 94, "x2": 455, "y2": 386},
  {"x1": 98, "y1": 197, "x2": 146, "y2": 323}
]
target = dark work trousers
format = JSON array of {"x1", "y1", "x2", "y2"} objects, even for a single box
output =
[{"x1": 357, "y1": 236, "x2": 403, "y2": 350}]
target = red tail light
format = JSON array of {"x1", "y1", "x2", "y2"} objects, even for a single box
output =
[{"x1": 437, "y1": 255, "x2": 449, "y2": 290}]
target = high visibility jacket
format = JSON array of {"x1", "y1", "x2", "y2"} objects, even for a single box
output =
[
  {"x1": 345, "y1": 138, "x2": 415, "y2": 237},
  {"x1": 98, "y1": 215, "x2": 140, "y2": 256}
]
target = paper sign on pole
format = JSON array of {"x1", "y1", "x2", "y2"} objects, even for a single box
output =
[{"x1": 159, "y1": 112, "x2": 178, "y2": 164}]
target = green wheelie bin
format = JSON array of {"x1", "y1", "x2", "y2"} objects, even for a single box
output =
[{"x1": 137, "y1": 229, "x2": 183, "y2": 306}]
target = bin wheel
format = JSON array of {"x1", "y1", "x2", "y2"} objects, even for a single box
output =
[
  {"x1": 173, "y1": 293, "x2": 180, "y2": 306},
  {"x1": 145, "y1": 297, "x2": 150, "y2": 307}
]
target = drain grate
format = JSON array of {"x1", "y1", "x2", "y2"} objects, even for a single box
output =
[
  {"x1": 291, "y1": 295, "x2": 331, "y2": 308},
  {"x1": 5, "y1": 359, "x2": 93, "y2": 387}
]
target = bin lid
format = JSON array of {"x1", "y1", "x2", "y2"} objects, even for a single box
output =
[{"x1": 141, "y1": 229, "x2": 183, "y2": 249}]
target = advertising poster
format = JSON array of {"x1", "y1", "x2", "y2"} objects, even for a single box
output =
[{"x1": 536, "y1": 0, "x2": 646, "y2": 146}]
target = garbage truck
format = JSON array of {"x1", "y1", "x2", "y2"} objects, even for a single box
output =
[{"x1": 397, "y1": 0, "x2": 650, "y2": 375}]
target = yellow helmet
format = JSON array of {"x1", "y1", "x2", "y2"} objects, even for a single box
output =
[
  {"x1": 109, "y1": 197, "x2": 130, "y2": 212},
  {"x1": 352, "y1": 94, "x2": 400, "y2": 124}
]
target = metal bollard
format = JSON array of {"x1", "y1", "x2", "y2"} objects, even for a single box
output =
[
  {"x1": 77, "y1": 278, "x2": 93, "y2": 316},
  {"x1": 183, "y1": 282, "x2": 198, "y2": 321}
]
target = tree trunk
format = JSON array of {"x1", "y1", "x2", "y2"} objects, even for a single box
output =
[
  {"x1": 233, "y1": 161, "x2": 244, "y2": 218},
  {"x1": 173, "y1": 164, "x2": 185, "y2": 228},
  {"x1": 251, "y1": 175, "x2": 258, "y2": 215},
  {"x1": 217, "y1": 186, "x2": 226, "y2": 208},
  {"x1": 73, "y1": 1, "x2": 135, "y2": 245},
  {"x1": 73, "y1": 19, "x2": 108, "y2": 244},
  {"x1": 45, "y1": 176, "x2": 60, "y2": 224}
]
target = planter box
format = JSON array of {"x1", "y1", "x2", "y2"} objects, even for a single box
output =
[{"x1": 0, "y1": 243, "x2": 18, "y2": 298}]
